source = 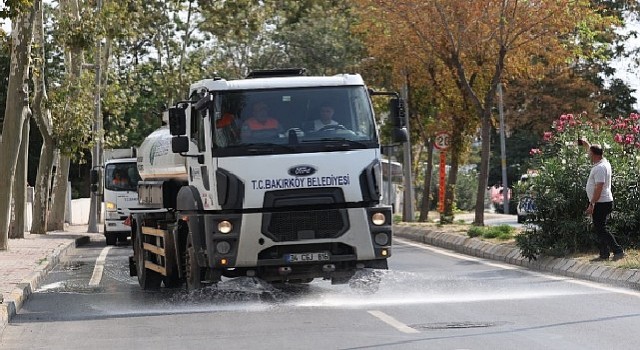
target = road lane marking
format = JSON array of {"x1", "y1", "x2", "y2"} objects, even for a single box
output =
[
  {"x1": 89, "y1": 246, "x2": 112, "y2": 286},
  {"x1": 395, "y1": 237, "x2": 640, "y2": 298},
  {"x1": 367, "y1": 310, "x2": 419, "y2": 334}
]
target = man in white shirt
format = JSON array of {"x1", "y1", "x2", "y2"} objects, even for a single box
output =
[
  {"x1": 313, "y1": 104, "x2": 339, "y2": 131},
  {"x1": 582, "y1": 140, "x2": 624, "y2": 261}
]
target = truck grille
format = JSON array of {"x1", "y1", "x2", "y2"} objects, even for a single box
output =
[{"x1": 264, "y1": 209, "x2": 348, "y2": 242}]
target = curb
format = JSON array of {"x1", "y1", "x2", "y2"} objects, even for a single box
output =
[
  {"x1": 0, "y1": 235, "x2": 90, "y2": 331},
  {"x1": 395, "y1": 224, "x2": 640, "y2": 290}
]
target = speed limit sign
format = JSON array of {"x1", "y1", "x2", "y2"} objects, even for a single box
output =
[{"x1": 434, "y1": 132, "x2": 451, "y2": 150}]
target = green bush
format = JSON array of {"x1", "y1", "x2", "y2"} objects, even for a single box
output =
[
  {"x1": 517, "y1": 113, "x2": 640, "y2": 260},
  {"x1": 455, "y1": 169, "x2": 478, "y2": 211},
  {"x1": 467, "y1": 225, "x2": 514, "y2": 240},
  {"x1": 467, "y1": 226, "x2": 484, "y2": 238}
]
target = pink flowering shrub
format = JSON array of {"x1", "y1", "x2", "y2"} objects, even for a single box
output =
[{"x1": 517, "y1": 112, "x2": 640, "y2": 260}]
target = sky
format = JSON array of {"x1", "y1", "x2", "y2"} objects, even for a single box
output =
[{"x1": 609, "y1": 13, "x2": 640, "y2": 109}]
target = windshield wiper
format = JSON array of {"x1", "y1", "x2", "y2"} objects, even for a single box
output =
[
  {"x1": 303, "y1": 138, "x2": 371, "y2": 149},
  {"x1": 226, "y1": 143, "x2": 296, "y2": 153}
]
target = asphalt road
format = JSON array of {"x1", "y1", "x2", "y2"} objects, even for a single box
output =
[{"x1": 2, "y1": 236, "x2": 640, "y2": 350}]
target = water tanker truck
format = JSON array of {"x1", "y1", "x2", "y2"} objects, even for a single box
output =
[{"x1": 129, "y1": 69, "x2": 407, "y2": 290}]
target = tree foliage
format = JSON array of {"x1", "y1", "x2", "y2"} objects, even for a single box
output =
[{"x1": 356, "y1": 0, "x2": 621, "y2": 224}]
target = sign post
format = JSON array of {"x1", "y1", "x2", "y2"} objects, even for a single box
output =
[{"x1": 434, "y1": 132, "x2": 451, "y2": 213}]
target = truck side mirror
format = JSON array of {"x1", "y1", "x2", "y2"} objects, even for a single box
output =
[
  {"x1": 392, "y1": 128, "x2": 408, "y2": 143},
  {"x1": 172, "y1": 136, "x2": 189, "y2": 153},
  {"x1": 389, "y1": 98, "x2": 406, "y2": 127},
  {"x1": 90, "y1": 169, "x2": 99, "y2": 193},
  {"x1": 169, "y1": 107, "x2": 187, "y2": 135},
  {"x1": 90, "y1": 169, "x2": 99, "y2": 185},
  {"x1": 389, "y1": 98, "x2": 408, "y2": 143}
]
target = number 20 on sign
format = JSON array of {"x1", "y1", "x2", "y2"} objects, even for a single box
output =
[{"x1": 434, "y1": 132, "x2": 451, "y2": 151}]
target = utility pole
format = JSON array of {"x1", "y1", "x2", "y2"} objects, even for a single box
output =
[
  {"x1": 497, "y1": 83, "x2": 509, "y2": 214},
  {"x1": 401, "y1": 70, "x2": 414, "y2": 222},
  {"x1": 87, "y1": 0, "x2": 103, "y2": 233}
]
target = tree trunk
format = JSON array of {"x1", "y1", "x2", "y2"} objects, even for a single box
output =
[
  {"x1": 31, "y1": 142, "x2": 54, "y2": 234},
  {"x1": 419, "y1": 139, "x2": 434, "y2": 222},
  {"x1": 441, "y1": 124, "x2": 463, "y2": 224},
  {"x1": 31, "y1": 0, "x2": 55, "y2": 235},
  {"x1": 10, "y1": 115, "x2": 31, "y2": 239},
  {"x1": 47, "y1": 155, "x2": 71, "y2": 231},
  {"x1": 474, "y1": 111, "x2": 492, "y2": 226},
  {"x1": 0, "y1": 7, "x2": 37, "y2": 250}
]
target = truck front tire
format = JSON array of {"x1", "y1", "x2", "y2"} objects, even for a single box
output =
[
  {"x1": 185, "y1": 233, "x2": 205, "y2": 291},
  {"x1": 105, "y1": 230, "x2": 117, "y2": 246}
]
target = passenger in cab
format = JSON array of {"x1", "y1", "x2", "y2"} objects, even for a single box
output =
[{"x1": 241, "y1": 101, "x2": 282, "y2": 139}]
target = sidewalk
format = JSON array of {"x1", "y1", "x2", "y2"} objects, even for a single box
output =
[
  {"x1": 395, "y1": 223, "x2": 640, "y2": 290},
  {"x1": 0, "y1": 225, "x2": 98, "y2": 331}
]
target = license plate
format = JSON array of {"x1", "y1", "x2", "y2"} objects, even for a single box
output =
[{"x1": 286, "y1": 252, "x2": 330, "y2": 263}]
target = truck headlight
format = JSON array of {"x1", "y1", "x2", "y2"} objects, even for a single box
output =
[
  {"x1": 218, "y1": 220, "x2": 233, "y2": 234},
  {"x1": 371, "y1": 212, "x2": 386, "y2": 226},
  {"x1": 106, "y1": 202, "x2": 116, "y2": 211}
]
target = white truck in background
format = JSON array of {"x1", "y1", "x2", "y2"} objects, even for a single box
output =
[
  {"x1": 103, "y1": 148, "x2": 141, "y2": 245},
  {"x1": 129, "y1": 69, "x2": 408, "y2": 290}
]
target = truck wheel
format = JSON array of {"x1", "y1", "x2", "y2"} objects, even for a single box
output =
[
  {"x1": 163, "y1": 274, "x2": 182, "y2": 288},
  {"x1": 185, "y1": 234, "x2": 204, "y2": 291},
  {"x1": 135, "y1": 227, "x2": 162, "y2": 290},
  {"x1": 105, "y1": 232, "x2": 117, "y2": 246},
  {"x1": 117, "y1": 232, "x2": 129, "y2": 244}
]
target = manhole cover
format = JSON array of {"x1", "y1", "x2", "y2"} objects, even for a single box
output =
[{"x1": 410, "y1": 321, "x2": 501, "y2": 330}]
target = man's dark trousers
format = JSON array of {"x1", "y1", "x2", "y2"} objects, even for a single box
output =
[{"x1": 593, "y1": 201, "x2": 622, "y2": 258}]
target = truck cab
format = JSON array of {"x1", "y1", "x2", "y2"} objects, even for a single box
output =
[{"x1": 103, "y1": 150, "x2": 141, "y2": 245}]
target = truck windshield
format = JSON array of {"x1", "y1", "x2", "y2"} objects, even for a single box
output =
[
  {"x1": 105, "y1": 162, "x2": 140, "y2": 192},
  {"x1": 211, "y1": 86, "x2": 378, "y2": 156}
]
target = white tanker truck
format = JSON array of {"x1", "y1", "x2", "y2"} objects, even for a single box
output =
[{"x1": 129, "y1": 69, "x2": 407, "y2": 290}]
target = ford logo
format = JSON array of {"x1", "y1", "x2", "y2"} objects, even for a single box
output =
[{"x1": 288, "y1": 165, "x2": 316, "y2": 177}]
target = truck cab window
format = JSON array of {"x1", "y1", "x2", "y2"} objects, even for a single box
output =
[
  {"x1": 212, "y1": 86, "x2": 378, "y2": 157},
  {"x1": 105, "y1": 163, "x2": 138, "y2": 192},
  {"x1": 191, "y1": 108, "x2": 206, "y2": 152}
]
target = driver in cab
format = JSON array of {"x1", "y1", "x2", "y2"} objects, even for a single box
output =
[
  {"x1": 112, "y1": 170, "x2": 129, "y2": 187},
  {"x1": 241, "y1": 101, "x2": 282, "y2": 139},
  {"x1": 313, "y1": 103, "x2": 339, "y2": 131}
]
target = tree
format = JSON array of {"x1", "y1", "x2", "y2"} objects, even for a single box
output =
[
  {"x1": 30, "y1": 0, "x2": 55, "y2": 234},
  {"x1": 354, "y1": 2, "x2": 481, "y2": 222},
  {"x1": 357, "y1": 0, "x2": 608, "y2": 225},
  {"x1": 0, "y1": 2, "x2": 36, "y2": 250},
  {"x1": 47, "y1": 0, "x2": 93, "y2": 231}
]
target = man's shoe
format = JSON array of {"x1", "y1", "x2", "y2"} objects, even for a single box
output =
[
  {"x1": 612, "y1": 252, "x2": 626, "y2": 261},
  {"x1": 590, "y1": 256, "x2": 609, "y2": 262}
]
